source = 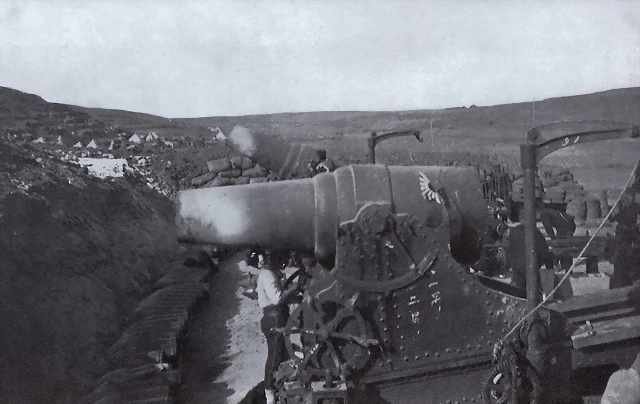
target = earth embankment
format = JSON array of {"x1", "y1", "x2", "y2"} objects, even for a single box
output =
[{"x1": 0, "y1": 141, "x2": 179, "y2": 403}]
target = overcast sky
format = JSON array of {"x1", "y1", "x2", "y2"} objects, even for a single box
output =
[{"x1": 1, "y1": 1, "x2": 638, "y2": 118}]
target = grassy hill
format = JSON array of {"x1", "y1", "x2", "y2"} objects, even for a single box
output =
[
  {"x1": 177, "y1": 87, "x2": 640, "y2": 193},
  {"x1": 2, "y1": 85, "x2": 639, "y2": 192},
  {"x1": 0, "y1": 86, "x2": 210, "y2": 143}
]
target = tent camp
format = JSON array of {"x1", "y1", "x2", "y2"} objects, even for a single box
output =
[
  {"x1": 87, "y1": 139, "x2": 98, "y2": 149},
  {"x1": 145, "y1": 132, "x2": 159, "y2": 142},
  {"x1": 129, "y1": 133, "x2": 142, "y2": 144},
  {"x1": 73, "y1": 142, "x2": 83, "y2": 148}
]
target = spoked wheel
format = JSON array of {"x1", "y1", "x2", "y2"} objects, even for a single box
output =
[{"x1": 282, "y1": 295, "x2": 374, "y2": 381}]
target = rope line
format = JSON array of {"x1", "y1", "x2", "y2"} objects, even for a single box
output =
[{"x1": 500, "y1": 157, "x2": 640, "y2": 343}]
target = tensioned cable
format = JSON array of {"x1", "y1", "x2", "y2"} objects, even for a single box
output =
[{"x1": 500, "y1": 157, "x2": 640, "y2": 344}]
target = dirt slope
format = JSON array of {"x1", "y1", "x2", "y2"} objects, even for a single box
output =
[{"x1": 0, "y1": 140, "x2": 179, "y2": 403}]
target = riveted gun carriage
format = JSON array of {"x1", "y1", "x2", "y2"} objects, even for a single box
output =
[{"x1": 176, "y1": 121, "x2": 640, "y2": 404}]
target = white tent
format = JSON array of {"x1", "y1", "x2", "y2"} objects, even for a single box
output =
[
  {"x1": 57, "y1": 136, "x2": 64, "y2": 145},
  {"x1": 145, "y1": 131, "x2": 159, "y2": 142},
  {"x1": 87, "y1": 139, "x2": 98, "y2": 149},
  {"x1": 73, "y1": 142, "x2": 83, "y2": 148},
  {"x1": 32, "y1": 137, "x2": 45, "y2": 143},
  {"x1": 129, "y1": 133, "x2": 142, "y2": 144},
  {"x1": 210, "y1": 127, "x2": 227, "y2": 140},
  {"x1": 108, "y1": 140, "x2": 114, "y2": 150}
]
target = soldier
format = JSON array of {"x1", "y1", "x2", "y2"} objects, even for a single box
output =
[
  {"x1": 256, "y1": 249, "x2": 301, "y2": 404},
  {"x1": 308, "y1": 149, "x2": 336, "y2": 176},
  {"x1": 536, "y1": 207, "x2": 576, "y2": 239},
  {"x1": 608, "y1": 190, "x2": 640, "y2": 289}
]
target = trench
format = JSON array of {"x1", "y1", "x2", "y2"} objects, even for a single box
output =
[{"x1": 175, "y1": 251, "x2": 266, "y2": 404}]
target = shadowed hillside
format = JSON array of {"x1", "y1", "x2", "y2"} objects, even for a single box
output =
[{"x1": 0, "y1": 86, "x2": 210, "y2": 142}]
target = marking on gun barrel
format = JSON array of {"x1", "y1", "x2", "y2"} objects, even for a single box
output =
[
  {"x1": 562, "y1": 137, "x2": 570, "y2": 147},
  {"x1": 408, "y1": 295, "x2": 418, "y2": 306},
  {"x1": 411, "y1": 311, "x2": 420, "y2": 324},
  {"x1": 573, "y1": 135, "x2": 580, "y2": 144}
]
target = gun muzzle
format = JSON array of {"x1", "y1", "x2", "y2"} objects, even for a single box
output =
[
  {"x1": 176, "y1": 165, "x2": 488, "y2": 267},
  {"x1": 229, "y1": 126, "x2": 333, "y2": 179}
]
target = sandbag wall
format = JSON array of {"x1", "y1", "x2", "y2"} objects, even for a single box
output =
[
  {"x1": 190, "y1": 156, "x2": 277, "y2": 188},
  {"x1": 78, "y1": 263, "x2": 213, "y2": 404},
  {"x1": 512, "y1": 167, "x2": 612, "y2": 226}
]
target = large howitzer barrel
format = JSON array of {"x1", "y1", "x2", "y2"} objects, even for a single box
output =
[
  {"x1": 229, "y1": 125, "x2": 339, "y2": 179},
  {"x1": 176, "y1": 164, "x2": 488, "y2": 267}
]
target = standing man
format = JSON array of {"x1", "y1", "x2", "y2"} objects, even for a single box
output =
[
  {"x1": 256, "y1": 249, "x2": 300, "y2": 404},
  {"x1": 608, "y1": 190, "x2": 640, "y2": 289}
]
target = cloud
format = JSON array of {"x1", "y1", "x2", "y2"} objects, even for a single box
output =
[{"x1": 0, "y1": 0, "x2": 638, "y2": 117}]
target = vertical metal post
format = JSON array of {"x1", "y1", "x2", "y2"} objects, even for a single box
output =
[
  {"x1": 430, "y1": 119, "x2": 435, "y2": 152},
  {"x1": 521, "y1": 144, "x2": 539, "y2": 308},
  {"x1": 368, "y1": 132, "x2": 376, "y2": 164},
  {"x1": 521, "y1": 143, "x2": 545, "y2": 403}
]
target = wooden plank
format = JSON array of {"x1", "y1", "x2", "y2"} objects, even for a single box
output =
[
  {"x1": 571, "y1": 315, "x2": 640, "y2": 349},
  {"x1": 547, "y1": 284, "x2": 640, "y2": 314},
  {"x1": 565, "y1": 307, "x2": 638, "y2": 326}
]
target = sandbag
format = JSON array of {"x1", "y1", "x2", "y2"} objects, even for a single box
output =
[
  {"x1": 585, "y1": 198, "x2": 602, "y2": 220},
  {"x1": 205, "y1": 176, "x2": 234, "y2": 187},
  {"x1": 207, "y1": 158, "x2": 231, "y2": 173},
  {"x1": 560, "y1": 172, "x2": 574, "y2": 181},
  {"x1": 191, "y1": 172, "x2": 216, "y2": 187},
  {"x1": 541, "y1": 177, "x2": 559, "y2": 188},
  {"x1": 242, "y1": 165, "x2": 269, "y2": 178},
  {"x1": 230, "y1": 156, "x2": 254, "y2": 170},
  {"x1": 218, "y1": 168, "x2": 243, "y2": 178},
  {"x1": 545, "y1": 187, "x2": 566, "y2": 202},
  {"x1": 598, "y1": 190, "x2": 610, "y2": 214},
  {"x1": 565, "y1": 189, "x2": 587, "y2": 202},
  {"x1": 234, "y1": 177, "x2": 251, "y2": 185},
  {"x1": 249, "y1": 177, "x2": 268, "y2": 184},
  {"x1": 512, "y1": 176, "x2": 544, "y2": 200},
  {"x1": 566, "y1": 198, "x2": 587, "y2": 221},
  {"x1": 558, "y1": 180, "x2": 582, "y2": 191}
]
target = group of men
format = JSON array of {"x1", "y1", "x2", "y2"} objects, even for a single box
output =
[{"x1": 504, "y1": 189, "x2": 640, "y2": 296}]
